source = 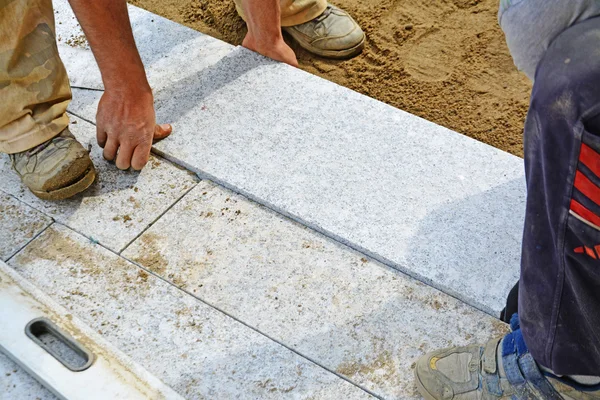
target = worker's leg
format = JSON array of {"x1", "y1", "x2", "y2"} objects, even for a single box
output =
[
  {"x1": 0, "y1": 0, "x2": 95, "y2": 200},
  {"x1": 234, "y1": 0, "x2": 365, "y2": 59},
  {"x1": 498, "y1": 0, "x2": 600, "y2": 80},
  {"x1": 0, "y1": 0, "x2": 71, "y2": 153},
  {"x1": 414, "y1": 17, "x2": 600, "y2": 400},
  {"x1": 497, "y1": 0, "x2": 600, "y2": 330},
  {"x1": 519, "y1": 15, "x2": 600, "y2": 376},
  {"x1": 497, "y1": 0, "x2": 600, "y2": 327},
  {"x1": 234, "y1": 0, "x2": 326, "y2": 27}
]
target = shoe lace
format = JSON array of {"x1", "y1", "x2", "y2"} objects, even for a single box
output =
[
  {"x1": 315, "y1": 5, "x2": 333, "y2": 22},
  {"x1": 9, "y1": 134, "x2": 68, "y2": 169},
  {"x1": 25, "y1": 140, "x2": 52, "y2": 157},
  {"x1": 24, "y1": 133, "x2": 70, "y2": 158}
]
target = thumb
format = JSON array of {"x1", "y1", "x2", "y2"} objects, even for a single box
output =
[{"x1": 153, "y1": 123, "x2": 172, "y2": 142}]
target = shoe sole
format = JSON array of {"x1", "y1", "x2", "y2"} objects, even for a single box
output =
[
  {"x1": 31, "y1": 165, "x2": 96, "y2": 201},
  {"x1": 284, "y1": 29, "x2": 366, "y2": 59}
]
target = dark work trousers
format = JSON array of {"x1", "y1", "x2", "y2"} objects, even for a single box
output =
[
  {"x1": 501, "y1": 281, "x2": 519, "y2": 324},
  {"x1": 518, "y1": 16, "x2": 600, "y2": 376}
]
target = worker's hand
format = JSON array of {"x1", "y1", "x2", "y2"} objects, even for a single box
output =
[
  {"x1": 243, "y1": 31, "x2": 299, "y2": 67},
  {"x1": 96, "y1": 87, "x2": 172, "y2": 171}
]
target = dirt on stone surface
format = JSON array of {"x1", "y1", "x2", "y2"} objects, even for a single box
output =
[{"x1": 129, "y1": 0, "x2": 532, "y2": 157}]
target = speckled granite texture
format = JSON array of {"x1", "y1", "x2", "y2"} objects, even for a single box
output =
[
  {"x1": 65, "y1": 48, "x2": 525, "y2": 315},
  {"x1": 123, "y1": 180, "x2": 509, "y2": 399},
  {"x1": 150, "y1": 47, "x2": 525, "y2": 315},
  {"x1": 0, "y1": 116, "x2": 198, "y2": 253},
  {"x1": 0, "y1": 192, "x2": 52, "y2": 261},
  {"x1": 8, "y1": 225, "x2": 375, "y2": 399}
]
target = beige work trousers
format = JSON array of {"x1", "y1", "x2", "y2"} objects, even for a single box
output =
[
  {"x1": 0, "y1": 0, "x2": 71, "y2": 154},
  {"x1": 234, "y1": 0, "x2": 327, "y2": 27}
]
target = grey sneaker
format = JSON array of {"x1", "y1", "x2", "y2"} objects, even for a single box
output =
[
  {"x1": 10, "y1": 128, "x2": 96, "y2": 200},
  {"x1": 283, "y1": 4, "x2": 365, "y2": 59},
  {"x1": 415, "y1": 316, "x2": 600, "y2": 400},
  {"x1": 415, "y1": 337, "x2": 516, "y2": 400}
]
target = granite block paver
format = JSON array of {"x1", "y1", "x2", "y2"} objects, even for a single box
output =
[
  {"x1": 52, "y1": 1, "x2": 525, "y2": 315},
  {"x1": 146, "y1": 47, "x2": 525, "y2": 315},
  {"x1": 66, "y1": 88, "x2": 102, "y2": 122},
  {"x1": 64, "y1": 46, "x2": 525, "y2": 315},
  {"x1": 123, "y1": 180, "x2": 509, "y2": 399},
  {"x1": 0, "y1": 352, "x2": 56, "y2": 400},
  {"x1": 0, "y1": 116, "x2": 198, "y2": 253},
  {"x1": 0, "y1": 192, "x2": 52, "y2": 261},
  {"x1": 8, "y1": 225, "x2": 374, "y2": 399}
]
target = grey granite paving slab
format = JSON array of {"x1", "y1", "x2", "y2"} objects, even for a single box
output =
[
  {"x1": 146, "y1": 47, "x2": 526, "y2": 315},
  {"x1": 123, "y1": 180, "x2": 509, "y2": 399},
  {"x1": 53, "y1": 0, "x2": 234, "y2": 91},
  {"x1": 0, "y1": 352, "x2": 57, "y2": 400},
  {"x1": 55, "y1": 3, "x2": 524, "y2": 315},
  {"x1": 0, "y1": 116, "x2": 198, "y2": 253},
  {"x1": 67, "y1": 87, "x2": 104, "y2": 121},
  {"x1": 66, "y1": 47, "x2": 525, "y2": 316},
  {"x1": 8, "y1": 225, "x2": 374, "y2": 400},
  {"x1": 0, "y1": 192, "x2": 52, "y2": 261}
]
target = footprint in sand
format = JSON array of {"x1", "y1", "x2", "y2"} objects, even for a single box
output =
[{"x1": 404, "y1": 29, "x2": 463, "y2": 82}]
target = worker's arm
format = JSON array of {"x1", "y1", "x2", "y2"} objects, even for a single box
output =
[
  {"x1": 241, "y1": 0, "x2": 298, "y2": 67},
  {"x1": 68, "y1": 0, "x2": 172, "y2": 171}
]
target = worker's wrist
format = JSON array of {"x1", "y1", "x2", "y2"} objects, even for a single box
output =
[
  {"x1": 102, "y1": 79, "x2": 153, "y2": 105},
  {"x1": 246, "y1": 28, "x2": 285, "y2": 52},
  {"x1": 102, "y1": 71, "x2": 152, "y2": 95},
  {"x1": 99, "y1": 56, "x2": 150, "y2": 92},
  {"x1": 254, "y1": 27, "x2": 283, "y2": 42}
]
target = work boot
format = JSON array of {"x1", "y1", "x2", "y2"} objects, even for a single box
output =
[
  {"x1": 415, "y1": 315, "x2": 600, "y2": 400},
  {"x1": 10, "y1": 128, "x2": 96, "y2": 200},
  {"x1": 283, "y1": 4, "x2": 365, "y2": 59}
]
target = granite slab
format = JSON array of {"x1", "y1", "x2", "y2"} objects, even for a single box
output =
[
  {"x1": 123, "y1": 180, "x2": 509, "y2": 399},
  {"x1": 53, "y1": 0, "x2": 234, "y2": 91},
  {"x1": 65, "y1": 87, "x2": 102, "y2": 122},
  {"x1": 8, "y1": 225, "x2": 374, "y2": 399},
  {"x1": 65, "y1": 47, "x2": 525, "y2": 315},
  {"x1": 53, "y1": 1, "x2": 525, "y2": 315},
  {"x1": 0, "y1": 192, "x2": 52, "y2": 261},
  {"x1": 147, "y1": 47, "x2": 526, "y2": 315},
  {"x1": 0, "y1": 352, "x2": 56, "y2": 400},
  {"x1": 0, "y1": 116, "x2": 198, "y2": 253}
]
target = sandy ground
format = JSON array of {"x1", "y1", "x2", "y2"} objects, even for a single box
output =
[{"x1": 129, "y1": 0, "x2": 532, "y2": 157}]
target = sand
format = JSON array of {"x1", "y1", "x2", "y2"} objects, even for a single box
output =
[{"x1": 129, "y1": 0, "x2": 532, "y2": 157}]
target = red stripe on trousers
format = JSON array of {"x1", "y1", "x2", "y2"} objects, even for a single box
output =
[
  {"x1": 570, "y1": 199, "x2": 600, "y2": 227},
  {"x1": 574, "y1": 170, "x2": 600, "y2": 206},
  {"x1": 579, "y1": 143, "x2": 600, "y2": 178},
  {"x1": 586, "y1": 246, "x2": 598, "y2": 259}
]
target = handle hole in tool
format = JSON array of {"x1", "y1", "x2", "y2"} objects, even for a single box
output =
[{"x1": 25, "y1": 318, "x2": 94, "y2": 372}]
